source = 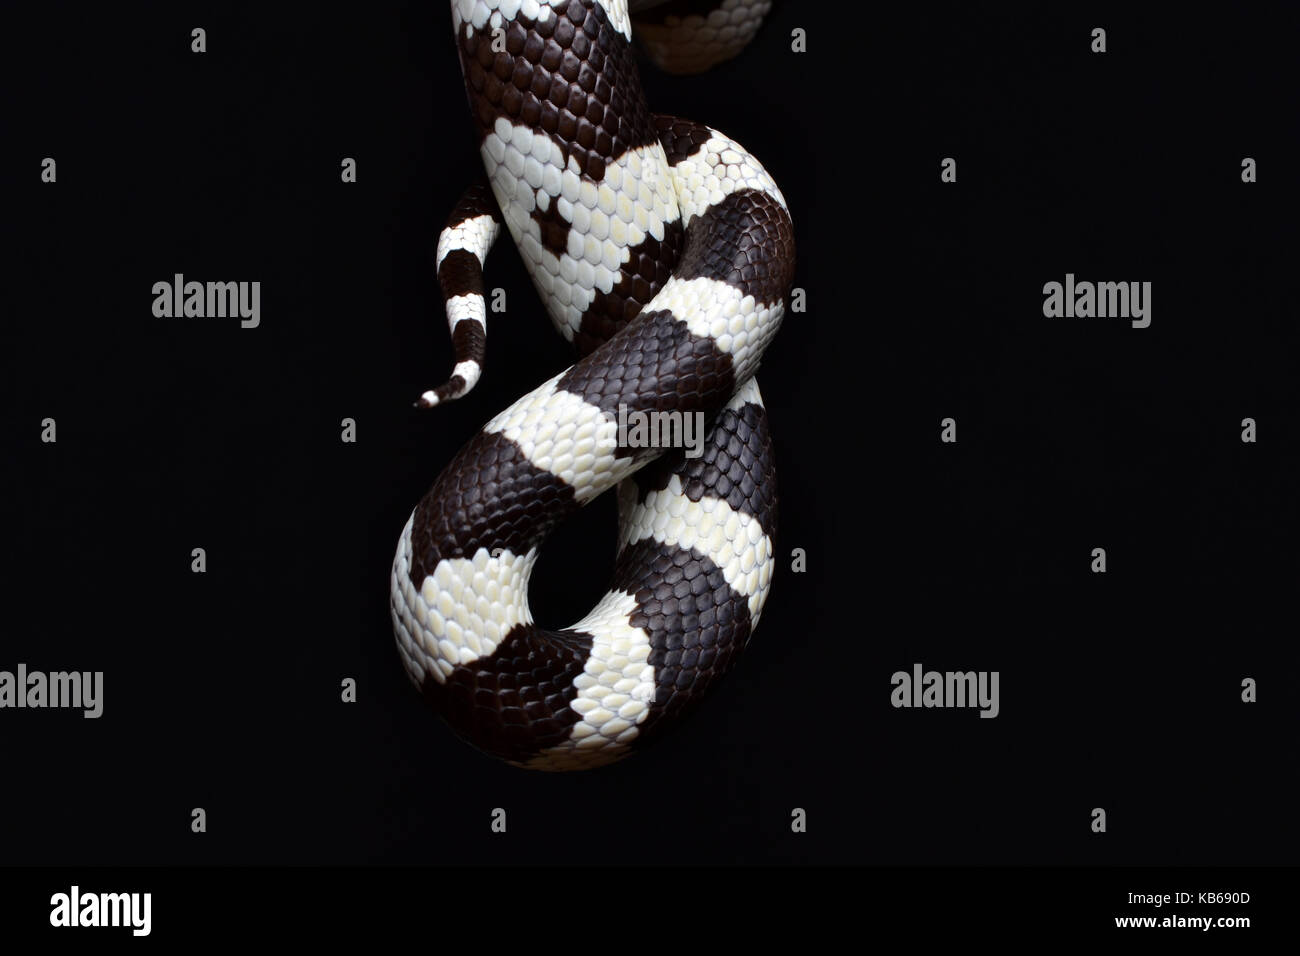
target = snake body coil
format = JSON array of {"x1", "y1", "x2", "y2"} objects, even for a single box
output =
[{"x1": 391, "y1": 0, "x2": 794, "y2": 770}]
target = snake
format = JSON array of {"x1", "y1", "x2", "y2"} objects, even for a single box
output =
[{"x1": 390, "y1": 0, "x2": 794, "y2": 771}]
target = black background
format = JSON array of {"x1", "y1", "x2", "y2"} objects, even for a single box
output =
[{"x1": 5, "y1": 2, "x2": 1297, "y2": 867}]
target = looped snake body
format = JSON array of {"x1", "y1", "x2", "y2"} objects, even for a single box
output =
[{"x1": 390, "y1": 0, "x2": 794, "y2": 770}]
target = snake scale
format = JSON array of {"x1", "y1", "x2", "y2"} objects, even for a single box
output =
[{"x1": 390, "y1": 0, "x2": 794, "y2": 770}]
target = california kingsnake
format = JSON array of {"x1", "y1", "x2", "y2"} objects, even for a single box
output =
[{"x1": 390, "y1": 0, "x2": 794, "y2": 770}]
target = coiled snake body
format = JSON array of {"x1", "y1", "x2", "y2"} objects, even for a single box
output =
[{"x1": 391, "y1": 0, "x2": 794, "y2": 770}]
